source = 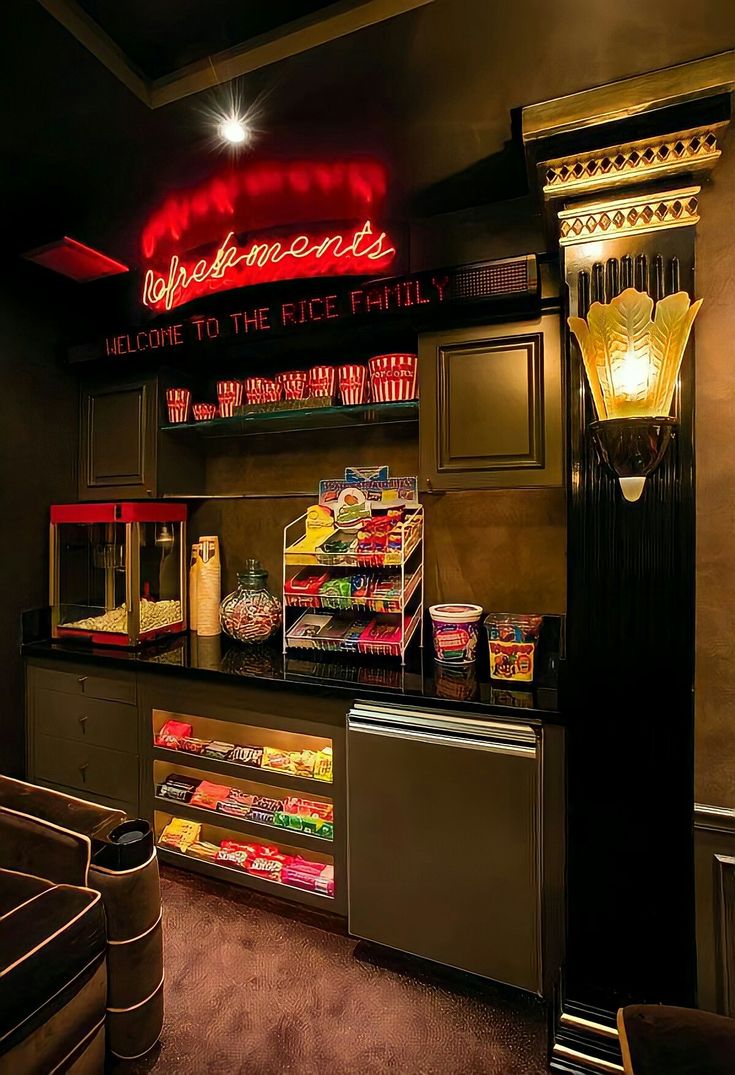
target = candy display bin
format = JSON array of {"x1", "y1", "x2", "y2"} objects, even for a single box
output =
[{"x1": 50, "y1": 502, "x2": 187, "y2": 647}]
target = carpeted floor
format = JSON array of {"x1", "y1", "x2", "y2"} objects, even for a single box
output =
[{"x1": 112, "y1": 866, "x2": 550, "y2": 1075}]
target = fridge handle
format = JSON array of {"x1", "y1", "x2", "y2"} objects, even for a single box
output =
[{"x1": 348, "y1": 718, "x2": 538, "y2": 758}]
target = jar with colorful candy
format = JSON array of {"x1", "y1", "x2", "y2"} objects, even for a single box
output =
[{"x1": 220, "y1": 560, "x2": 282, "y2": 644}]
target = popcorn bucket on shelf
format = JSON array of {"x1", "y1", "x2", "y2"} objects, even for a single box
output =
[
  {"x1": 245, "y1": 377, "x2": 282, "y2": 404},
  {"x1": 368, "y1": 353, "x2": 418, "y2": 401},
  {"x1": 277, "y1": 370, "x2": 309, "y2": 400},
  {"x1": 338, "y1": 364, "x2": 368, "y2": 405},
  {"x1": 308, "y1": 365, "x2": 337, "y2": 400},
  {"x1": 216, "y1": 380, "x2": 243, "y2": 418},
  {"x1": 165, "y1": 388, "x2": 191, "y2": 423},
  {"x1": 192, "y1": 403, "x2": 218, "y2": 422}
]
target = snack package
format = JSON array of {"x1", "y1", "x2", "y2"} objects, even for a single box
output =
[
  {"x1": 156, "y1": 774, "x2": 201, "y2": 804},
  {"x1": 215, "y1": 840, "x2": 259, "y2": 869},
  {"x1": 203, "y1": 741, "x2": 235, "y2": 760},
  {"x1": 282, "y1": 797, "x2": 334, "y2": 822},
  {"x1": 187, "y1": 840, "x2": 220, "y2": 861},
  {"x1": 246, "y1": 853, "x2": 289, "y2": 882},
  {"x1": 190, "y1": 780, "x2": 231, "y2": 810},
  {"x1": 289, "y1": 750, "x2": 318, "y2": 777},
  {"x1": 179, "y1": 737, "x2": 211, "y2": 755},
  {"x1": 216, "y1": 789, "x2": 255, "y2": 819},
  {"x1": 155, "y1": 720, "x2": 193, "y2": 749},
  {"x1": 159, "y1": 817, "x2": 201, "y2": 853},
  {"x1": 314, "y1": 864, "x2": 335, "y2": 897},
  {"x1": 313, "y1": 748, "x2": 333, "y2": 782},
  {"x1": 261, "y1": 746, "x2": 292, "y2": 772},
  {"x1": 252, "y1": 795, "x2": 284, "y2": 812},
  {"x1": 281, "y1": 857, "x2": 326, "y2": 891},
  {"x1": 228, "y1": 745, "x2": 264, "y2": 767}
]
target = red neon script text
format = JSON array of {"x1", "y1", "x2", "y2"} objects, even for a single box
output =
[{"x1": 142, "y1": 220, "x2": 396, "y2": 311}]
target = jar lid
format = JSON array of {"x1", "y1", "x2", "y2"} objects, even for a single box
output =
[
  {"x1": 238, "y1": 558, "x2": 268, "y2": 583},
  {"x1": 429, "y1": 603, "x2": 483, "y2": 622}
]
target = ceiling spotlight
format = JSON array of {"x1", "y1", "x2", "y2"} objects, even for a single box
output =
[{"x1": 219, "y1": 115, "x2": 250, "y2": 146}]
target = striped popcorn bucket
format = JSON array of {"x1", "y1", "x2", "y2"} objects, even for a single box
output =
[
  {"x1": 217, "y1": 380, "x2": 243, "y2": 417},
  {"x1": 277, "y1": 370, "x2": 309, "y2": 400},
  {"x1": 308, "y1": 365, "x2": 337, "y2": 399},
  {"x1": 368, "y1": 354, "x2": 419, "y2": 402},
  {"x1": 192, "y1": 403, "x2": 218, "y2": 422},
  {"x1": 245, "y1": 377, "x2": 282, "y2": 404},
  {"x1": 338, "y1": 364, "x2": 368, "y2": 405},
  {"x1": 165, "y1": 387, "x2": 191, "y2": 423}
]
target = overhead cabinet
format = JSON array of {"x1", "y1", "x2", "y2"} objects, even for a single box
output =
[
  {"x1": 78, "y1": 372, "x2": 203, "y2": 500},
  {"x1": 418, "y1": 313, "x2": 563, "y2": 491}
]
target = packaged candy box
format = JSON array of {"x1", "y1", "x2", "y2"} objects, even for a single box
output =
[{"x1": 485, "y1": 613, "x2": 543, "y2": 682}]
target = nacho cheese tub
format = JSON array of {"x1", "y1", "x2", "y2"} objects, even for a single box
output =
[{"x1": 429, "y1": 603, "x2": 483, "y2": 665}]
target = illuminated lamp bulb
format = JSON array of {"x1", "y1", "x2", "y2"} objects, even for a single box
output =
[
  {"x1": 219, "y1": 115, "x2": 250, "y2": 145},
  {"x1": 568, "y1": 287, "x2": 702, "y2": 504}
]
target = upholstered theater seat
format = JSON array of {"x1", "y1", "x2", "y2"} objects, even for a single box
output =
[
  {"x1": 618, "y1": 1004, "x2": 735, "y2": 1075},
  {"x1": 0, "y1": 871, "x2": 107, "y2": 1074}
]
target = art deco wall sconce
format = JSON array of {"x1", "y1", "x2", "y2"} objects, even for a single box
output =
[{"x1": 568, "y1": 287, "x2": 702, "y2": 502}]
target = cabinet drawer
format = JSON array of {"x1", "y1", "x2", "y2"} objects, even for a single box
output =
[
  {"x1": 34, "y1": 735, "x2": 139, "y2": 804},
  {"x1": 31, "y1": 664, "x2": 136, "y2": 705},
  {"x1": 35, "y1": 688, "x2": 138, "y2": 752}
]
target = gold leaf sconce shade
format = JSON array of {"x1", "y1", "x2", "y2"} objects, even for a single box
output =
[{"x1": 568, "y1": 287, "x2": 702, "y2": 501}]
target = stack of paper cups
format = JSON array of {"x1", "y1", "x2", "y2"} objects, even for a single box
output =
[
  {"x1": 196, "y1": 536, "x2": 221, "y2": 636},
  {"x1": 188, "y1": 543, "x2": 201, "y2": 631}
]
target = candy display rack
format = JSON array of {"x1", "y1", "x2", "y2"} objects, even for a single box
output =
[{"x1": 282, "y1": 501, "x2": 424, "y2": 665}]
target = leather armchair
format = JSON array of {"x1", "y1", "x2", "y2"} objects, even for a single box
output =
[{"x1": 618, "y1": 1004, "x2": 735, "y2": 1075}]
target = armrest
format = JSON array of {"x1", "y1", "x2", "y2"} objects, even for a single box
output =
[
  {"x1": 0, "y1": 776, "x2": 126, "y2": 840},
  {"x1": 618, "y1": 1004, "x2": 735, "y2": 1075},
  {"x1": 0, "y1": 806, "x2": 90, "y2": 886}
]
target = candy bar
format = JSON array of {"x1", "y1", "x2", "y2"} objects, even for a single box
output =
[
  {"x1": 179, "y1": 737, "x2": 211, "y2": 755},
  {"x1": 216, "y1": 790, "x2": 255, "y2": 819},
  {"x1": 313, "y1": 748, "x2": 333, "y2": 782},
  {"x1": 261, "y1": 747, "x2": 292, "y2": 771},
  {"x1": 156, "y1": 774, "x2": 200, "y2": 803},
  {"x1": 227, "y1": 745, "x2": 264, "y2": 767},
  {"x1": 203, "y1": 740, "x2": 235, "y2": 760},
  {"x1": 215, "y1": 841, "x2": 257, "y2": 868},
  {"x1": 246, "y1": 853, "x2": 289, "y2": 881},
  {"x1": 187, "y1": 841, "x2": 220, "y2": 861},
  {"x1": 159, "y1": 817, "x2": 201, "y2": 853},
  {"x1": 190, "y1": 780, "x2": 231, "y2": 810},
  {"x1": 249, "y1": 807, "x2": 276, "y2": 825},
  {"x1": 282, "y1": 797, "x2": 334, "y2": 822},
  {"x1": 314, "y1": 864, "x2": 335, "y2": 897},
  {"x1": 155, "y1": 720, "x2": 193, "y2": 748},
  {"x1": 281, "y1": 858, "x2": 326, "y2": 890}
]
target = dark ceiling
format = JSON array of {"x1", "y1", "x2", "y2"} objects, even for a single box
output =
[
  {"x1": 76, "y1": 0, "x2": 340, "y2": 79},
  {"x1": 4, "y1": 0, "x2": 735, "y2": 287}
]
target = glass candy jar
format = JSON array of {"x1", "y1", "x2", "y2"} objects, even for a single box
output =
[{"x1": 220, "y1": 559, "x2": 282, "y2": 644}]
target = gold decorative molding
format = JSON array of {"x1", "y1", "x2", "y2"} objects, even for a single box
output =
[
  {"x1": 543, "y1": 130, "x2": 720, "y2": 199},
  {"x1": 558, "y1": 187, "x2": 700, "y2": 246}
]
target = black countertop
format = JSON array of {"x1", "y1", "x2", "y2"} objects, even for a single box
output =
[{"x1": 22, "y1": 625, "x2": 562, "y2": 723}]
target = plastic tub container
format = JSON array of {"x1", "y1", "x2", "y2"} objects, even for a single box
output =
[
  {"x1": 429, "y1": 603, "x2": 483, "y2": 664},
  {"x1": 484, "y1": 613, "x2": 543, "y2": 683}
]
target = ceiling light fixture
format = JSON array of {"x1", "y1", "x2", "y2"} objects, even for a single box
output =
[{"x1": 218, "y1": 114, "x2": 250, "y2": 146}]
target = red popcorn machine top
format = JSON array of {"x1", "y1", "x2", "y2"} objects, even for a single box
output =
[{"x1": 50, "y1": 502, "x2": 187, "y2": 647}]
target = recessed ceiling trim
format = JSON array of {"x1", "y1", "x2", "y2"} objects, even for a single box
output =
[
  {"x1": 38, "y1": 0, "x2": 150, "y2": 106},
  {"x1": 37, "y1": 0, "x2": 434, "y2": 110},
  {"x1": 151, "y1": 0, "x2": 434, "y2": 108}
]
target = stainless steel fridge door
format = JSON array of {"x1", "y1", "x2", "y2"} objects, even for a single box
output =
[{"x1": 347, "y1": 703, "x2": 542, "y2": 993}]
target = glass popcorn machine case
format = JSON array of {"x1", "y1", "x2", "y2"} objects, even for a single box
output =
[{"x1": 50, "y1": 502, "x2": 187, "y2": 647}]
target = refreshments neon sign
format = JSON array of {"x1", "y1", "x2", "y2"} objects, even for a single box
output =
[
  {"x1": 140, "y1": 159, "x2": 398, "y2": 312},
  {"x1": 142, "y1": 220, "x2": 396, "y2": 312}
]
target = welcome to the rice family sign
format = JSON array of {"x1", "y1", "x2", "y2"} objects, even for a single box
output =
[{"x1": 102, "y1": 272, "x2": 450, "y2": 358}]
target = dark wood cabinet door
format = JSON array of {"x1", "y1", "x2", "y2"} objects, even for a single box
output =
[
  {"x1": 419, "y1": 314, "x2": 563, "y2": 490},
  {"x1": 79, "y1": 376, "x2": 158, "y2": 499}
]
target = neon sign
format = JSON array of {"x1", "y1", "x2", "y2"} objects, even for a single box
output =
[
  {"x1": 140, "y1": 159, "x2": 398, "y2": 312},
  {"x1": 142, "y1": 220, "x2": 396, "y2": 312}
]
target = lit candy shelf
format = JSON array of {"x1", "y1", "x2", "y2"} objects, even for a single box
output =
[{"x1": 161, "y1": 400, "x2": 418, "y2": 438}]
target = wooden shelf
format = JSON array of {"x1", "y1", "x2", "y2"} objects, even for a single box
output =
[
  {"x1": 154, "y1": 796, "x2": 333, "y2": 850},
  {"x1": 158, "y1": 847, "x2": 336, "y2": 911},
  {"x1": 152, "y1": 745, "x2": 334, "y2": 795}
]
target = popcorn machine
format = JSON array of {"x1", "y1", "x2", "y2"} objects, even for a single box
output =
[{"x1": 50, "y1": 503, "x2": 187, "y2": 647}]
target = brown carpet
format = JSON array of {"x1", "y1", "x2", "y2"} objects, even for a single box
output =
[{"x1": 111, "y1": 866, "x2": 550, "y2": 1075}]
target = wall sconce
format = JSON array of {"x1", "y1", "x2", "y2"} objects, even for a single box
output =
[{"x1": 568, "y1": 287, "x2": 701, "y2": 502}]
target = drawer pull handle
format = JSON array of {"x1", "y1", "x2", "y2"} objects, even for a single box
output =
[
  {"x1": 77, "y1": 676, "x2": 88, "y2": 692},
  {"x1": 78, "y1": 763, "x2": 88, "y2": 783},
  {"x1": 78, "y1": 715, "x2": 88, "y2": 732}
]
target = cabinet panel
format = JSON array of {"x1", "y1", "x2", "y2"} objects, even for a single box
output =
[
  {"x1": 419, "y1": 314, "x2": 563, "y2": 490},
  {"x1": 34, "y1": 734, "x2": 139, "y2": 804},
  {"x1": 34, "y1": 688, "x2": 138, "y2": 753},
  {"x1": 79, "y1": 376, "x2": 157, "y2": 499}
]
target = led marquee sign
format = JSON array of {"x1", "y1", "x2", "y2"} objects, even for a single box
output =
[{"x1": 140, "y1": 160, "x2": 399, "y2": 312}]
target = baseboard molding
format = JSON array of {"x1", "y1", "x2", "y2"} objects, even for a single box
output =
[{"x1": 552, "y1": 1003, "x2": 624, "y2": 1074}]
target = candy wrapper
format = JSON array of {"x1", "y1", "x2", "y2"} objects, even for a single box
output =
[
  {"x1": 179, "y1": 737, "x2": 211, "y2": 755},
  {"x1": 156, "y1": 774, "x2": 201, "y2": 804},
  {"x1": 228, "y1": 745, "x2": 264, "y2": 767},
  {"x1": 155, "y1": 720, "x2": 193, "y2": 749},
  {"x1": 215, "y1": 841, "x2": 259, "y2": 869},
  {"x1": 159, "y1": 818, "x2": 201, "y2": 853},
  {"x1": 216, "y1": 790, "x2": 255, "y2": 819},
  {"x1": 203, "y1": 741, "x2": 235, "y2": 760},
  {"x1": 187, "y1": 841, "x2": 220, "y2": 861},
  {"x1": 190, "y1": 780, "x2": 231, "y2": 810}
]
